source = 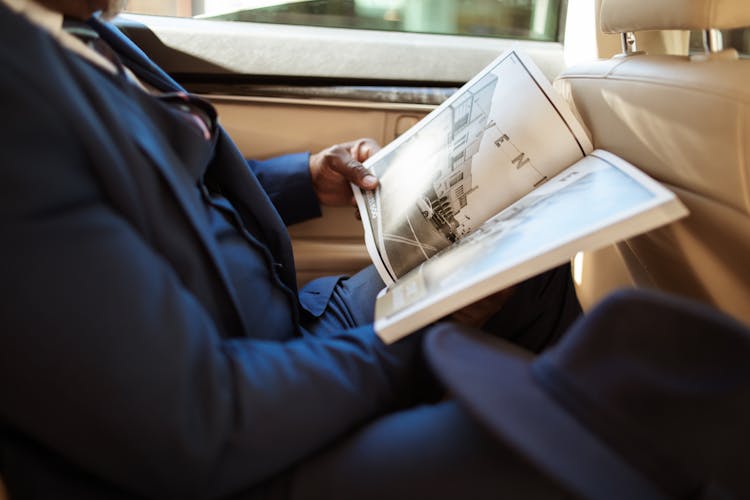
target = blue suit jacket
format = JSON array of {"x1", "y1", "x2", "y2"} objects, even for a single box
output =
[{"x1": 0, "y1": 7, "x2": 417, "y2": 499}]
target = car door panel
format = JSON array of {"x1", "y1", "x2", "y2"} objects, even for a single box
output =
[
  {"x1": 115, "y1": 14, "x2": 566, "y2": 285},
  {"x1": 211, "y1": 95, "x2": 433, "y2": 284}
]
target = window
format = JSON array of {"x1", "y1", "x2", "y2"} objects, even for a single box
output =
[
  {"x1": 689, "y1": 28, "x2": 750, "y2": 56},
  {"x1": 124, "y1": 0, "x2": 564, "y2": 42}
]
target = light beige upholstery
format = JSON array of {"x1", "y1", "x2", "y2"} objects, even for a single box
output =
[
  {"x1": 555, "y1": 0, "x2": 750, "y2": 325},
  {"x1": 600, "y1": 0, "x2": 750, "y2": 32}
]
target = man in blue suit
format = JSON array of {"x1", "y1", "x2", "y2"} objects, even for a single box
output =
[{"x1": 0, "y1": 0, "x2": 579, "y2": 498}]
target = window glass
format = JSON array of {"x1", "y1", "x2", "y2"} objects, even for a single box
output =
[
  {"x1": 124, "y1": 0, "x2": 563, "y2": 42},
  {"x1": 689, "y1": 28, "x2": 750, "y2": 55}
]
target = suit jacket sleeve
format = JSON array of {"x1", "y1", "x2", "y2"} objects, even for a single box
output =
[
  {"x1": 247, "y1": 153, "x2": 323, "y2": 226},
  {"x1": 0, "y1": 30, "x2": 420, "y2": 500}
]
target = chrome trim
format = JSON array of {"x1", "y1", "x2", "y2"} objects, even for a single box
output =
[
  {"x1": 202, "y1": 93, "x2": 439, "y2": 112},
  {"x1": 188, "y1": 84, "x2": 456, "y2": 106},
  {"x1": 620, "y1": 31, "x2": 638, "y2": 55},
  {"x1": 703, "y1": 29, "x2": 724, "y2": 53}
]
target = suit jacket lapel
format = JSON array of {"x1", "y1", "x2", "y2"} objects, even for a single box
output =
[
  {"x1": 84, "y1": 19, "x2": 264, "y2": 334},
  {"x1": 88, "y1": 17, "x2": 184, "y2": 91},
  {"x1": 89, "y1": 17, "x2": 299, "y2": 293},
  {"x1": 123, "y1": 100, "x2": 257, "y2": 336},
  {"x1": 208, "y1": 133, "x2": 300, "y2": 292}
]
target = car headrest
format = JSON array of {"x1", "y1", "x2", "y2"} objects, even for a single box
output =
[{"x1": 600, "y1": 0, "x2": 750, "y2": 33}]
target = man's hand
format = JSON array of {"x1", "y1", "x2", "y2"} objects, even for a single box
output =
[
  {"x1": 449, "y1": 287, "x2": 516, "y2": 328},
  {"x1": 309, "y1": 138, "x2": 380, "y2": 207}
]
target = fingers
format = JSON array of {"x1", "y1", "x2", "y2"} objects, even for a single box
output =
[
  {"x1": 349, "y1": 138, "x2": 380, "y2": 162},
  {"x1": 343, "y1": 158, "x2": 378, "y2": 190},
  {"x1": 450, "y1": 287, "x2": 517, "y2": 328},
  {"x1": 309, "y1": 139, "x2": 382, "y2": 205},
  {"x1": 323, "y1": 144, "x2": 378, "y2": 190}
]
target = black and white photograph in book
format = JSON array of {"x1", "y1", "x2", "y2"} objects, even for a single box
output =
[
  {"x1": 374, "y1": 151, "x2": 688, "y2": 342},
  {"x1": 357, "y1": 50, "x2": 591, "y2": 284},
  {"x1": 362, "y1": 72, "x2": 497, "y2": 279}
]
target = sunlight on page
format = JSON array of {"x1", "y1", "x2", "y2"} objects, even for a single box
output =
[
  {"x1": 374, "y1": 151, "x2": 687, "y2": 343},
  {"x1": 573, "y1": 251, "x2": 584, "y2": 286}
]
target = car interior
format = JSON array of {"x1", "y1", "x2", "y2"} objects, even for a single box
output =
[
  {"x1": 556, "y1": 0, "x2": 750, "y2": 326},
  {"x1": 1, "y1": 0, "x2": 748, "y2": 497}
]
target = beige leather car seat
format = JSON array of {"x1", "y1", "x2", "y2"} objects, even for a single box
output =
[{"x1": 555, "y1": 0, "x2": 750, "y2": 325}]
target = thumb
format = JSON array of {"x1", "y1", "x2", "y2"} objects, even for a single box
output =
[{"x1": 336, "y1": 157, "x2": 379, "y2": 190}]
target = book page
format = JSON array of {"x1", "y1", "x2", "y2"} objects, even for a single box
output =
[
  {"x1": 373, "y1": 150, "x2": 689, "y2": 343},
  {"x1": 353, "y1": 48, "x2": 593, "y2": 284}
]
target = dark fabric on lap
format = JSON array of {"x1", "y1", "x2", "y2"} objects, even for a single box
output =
[
  {"x1": 300, "y1": 266, "x2": 385, "y2": 336},
  {"x1": 301, "y1": 264, "x2": 581, "y2": 354},
  {"x1": 482, "y1": 263, "x2": 582, "y2": 352},
  {"x1": 285, "y1": 401, "x2": 569, "y2": 500}
]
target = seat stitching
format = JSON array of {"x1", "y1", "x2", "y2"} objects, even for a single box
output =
[{"x1": 556, "y1": 72, "x2": 750, "y2": 104}]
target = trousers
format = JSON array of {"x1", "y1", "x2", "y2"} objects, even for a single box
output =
[
  {"x1": 302, "y1": 263, "x2": 581, "y2": 352},
  {"x1": 249, "y1": 265, "x2": 582, "y2": 500}
]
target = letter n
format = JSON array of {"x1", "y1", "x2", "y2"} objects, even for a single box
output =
[{"x1": 512, "y1": 152, "x2": 530, "y2": 169}]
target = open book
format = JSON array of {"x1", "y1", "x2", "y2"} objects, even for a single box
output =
[{"x1": 353, "y1": 49, "x2": 688, "y2": 343}]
